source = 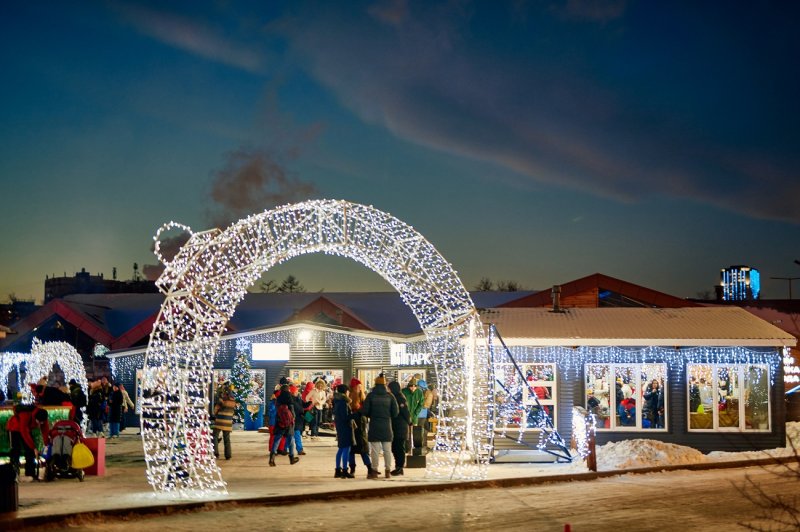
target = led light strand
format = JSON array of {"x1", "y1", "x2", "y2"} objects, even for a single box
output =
[{"x1": 141, "y1": 200, "x2": 491, "y2": 497}]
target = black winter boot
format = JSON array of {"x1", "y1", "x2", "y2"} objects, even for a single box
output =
[
  {"x1": 335, "y1": 468, "x2": 343, "y2": 478},
  {"x1": 269, "y1": 453, "x2": 276, "y2": 467},
  {"x1": 391, "y1": 468, "x2": 404, "y2": 476}
]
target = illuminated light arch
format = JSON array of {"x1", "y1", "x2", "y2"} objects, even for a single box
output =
[
  {"x1": 0, "y1": 352, "x2": 26, "y2": 399},
  {"x1": 17, "y1": 339, "x2": 88, "y2": 405},
  {"x1": 142, "y1": 199, "x2": 492, "y2": 496}
]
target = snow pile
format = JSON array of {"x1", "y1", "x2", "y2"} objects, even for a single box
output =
[{"x1": 596, "y1": 439, "x2": 707, "y2": 470}]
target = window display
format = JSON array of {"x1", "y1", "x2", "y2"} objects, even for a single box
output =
[
  {"x1": 586, "y1": 363, "x2": 667, "y2": 431},
  {"x1": 492, "y1": 363, "x2": 557, "y2": 429},
  {"x1": 687, "y1": 364, "x2": 769, "y2": 431}
]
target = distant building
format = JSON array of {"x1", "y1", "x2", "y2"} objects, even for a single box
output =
[
  {"x1": 719, "y1": 265, "x2": 760, "y2": 301},
  {"x1": 44, "y1": 267, "x2": 158, "y2": 302},
  {"x1": 0, "y1": 299, "x2": 39, "y2": 326}
]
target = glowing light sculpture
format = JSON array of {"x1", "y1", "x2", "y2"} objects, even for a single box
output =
[
  {"x1": 142, "y1": 199, "x2": 492, "y2": 497},
  {"x1": 0, "y1": 351, "x2": 26, "y2": 399},
  {"x1": 20, "y1": 339, "x2": 89, "y2": 407}
]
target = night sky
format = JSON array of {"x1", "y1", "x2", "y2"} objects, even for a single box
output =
[{"x1": 1, "y1": 1, "x2": 798, "y2": 303}]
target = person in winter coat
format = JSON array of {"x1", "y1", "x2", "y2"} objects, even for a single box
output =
[
  {"x1": 267, "y1": 384, "x2": 288, "y2": 455},
  {"x1": 402, "y1": 378, "x2": 424, "y2": 425},
  {"x1": 290, "y1": 385, "x2": 308, "y2": 456},
  {"x1": 107, "y1": 383, "x2": 124, "y2": 438},
  {"x1": 7, "y1": 403, "x2": 50, "y2": 481},
  {"x1": 388, "y1": 380, "x2": 412, "y2": 476},
  {"x1": 308, "y1": 379, "x2": 328, "y2": 439},
  {"x1": 618, "y1": 397, "x2": 636, "y2": 426},
  {"x1": 270, "y1": 388, "x2": 299, "y2": 466},
  {"x1": 360, "y1": 374, "x2": 399, "y2": 479},
  {"x1": 87, "y1": 381, "x2": 105, "y2": 437},
  {"x1": 68, "y1": 379, "x2": 87, "y2": 425},
  {"x1": 212, "y1": 383, "x2": 237, "y2": 460},
  {"x1": 301, "y1": 381, "x2": 315, "y2": 437},
  {"x1": 643, "y1": 379, "x2": 665, "y2": 429},
  {"x1": 347, "y1": 378, "x2": 372, "y2": 477},
  {"x1": 333, "y1": 384, "x2": 355, "y2": 478},
  {"x1": 119, "y1": 383, "x2": 135, "y2": 431}
]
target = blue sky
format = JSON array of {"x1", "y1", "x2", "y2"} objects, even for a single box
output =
[{"x1": 1, "y1": 0, "x2": 798, "y2": 302}]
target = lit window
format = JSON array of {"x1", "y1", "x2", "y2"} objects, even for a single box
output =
[
  {"x1": 687, "y1": 364, "x2": 770, "y2": 431},
  {"x1": 586, "y1": 363, "x2": 668, "y2": 431}
]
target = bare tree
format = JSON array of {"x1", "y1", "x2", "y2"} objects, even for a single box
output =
[
  {"x1": 496, "y1": 280, "x2": 522, "y2": 292},
  {"x1": 738, "y1": 435, "x2": 800, "y2": 530},
  {"x1": 474, "y1": 277, "x2": 494, "y2": 291},
  {"x1": 259, "y1": 279, "x2": 279, "y2": 293}
]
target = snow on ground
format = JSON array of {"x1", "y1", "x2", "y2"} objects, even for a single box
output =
[{"x1": 596, "y1": 421, "x2": 800, "y2": 470}]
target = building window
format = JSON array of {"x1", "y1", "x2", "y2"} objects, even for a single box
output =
[
  {"x1": 586, "y1": 363, "x2": 668, "y2": 431},
  {"x1": 687, "y1": 364, "x2": 770, "y2": 431},
  {"x1": 493, "y1": 363, "x2": 557, "y2": 429}
]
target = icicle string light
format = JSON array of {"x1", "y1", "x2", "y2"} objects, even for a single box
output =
[
  {"x1": 141, "y1": 200, "x2": 491, "y2": 497},
  {"x1": 493, "y1": 344, "x2": 782, "y2": 384}
]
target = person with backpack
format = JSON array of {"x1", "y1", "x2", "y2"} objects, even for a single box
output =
[{"x1": 269, "y1": 387, "x2": 299, "y2": 466}]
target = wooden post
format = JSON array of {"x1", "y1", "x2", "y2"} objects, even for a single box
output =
[{"x1": 586, "y1": 416, "x2": 597, "y2": 472}]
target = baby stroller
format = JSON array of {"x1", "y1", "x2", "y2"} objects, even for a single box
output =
[{"x1": 45, "y1": 420, "x2": 86, "y2": 482}]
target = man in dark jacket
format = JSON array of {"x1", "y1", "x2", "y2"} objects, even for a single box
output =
[
  {"x1": 388, "y1": 380, "x2": 411, "y2": 476},
  {"x1": 360, "y1": 374, "x2": 399, "y2": 479},
  {"x1": 69, "y1": 379, "x2": 87, "y2": 425}
]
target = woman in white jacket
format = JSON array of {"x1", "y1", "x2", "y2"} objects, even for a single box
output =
[{"x1": 308, "y1": 379, "x2": 328, "y2": 439}]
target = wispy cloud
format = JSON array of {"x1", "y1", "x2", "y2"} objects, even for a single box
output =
[
  {"x1": 113, "y1": 2, "x2": 265, "y2": 74},
  {"x1": 276, "y1": 2, "x2": 799, "y2": 224}
]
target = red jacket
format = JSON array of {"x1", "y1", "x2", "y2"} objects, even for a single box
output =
[{"x1": 6, "y1": 405, "x2": 50, "y2": 450}]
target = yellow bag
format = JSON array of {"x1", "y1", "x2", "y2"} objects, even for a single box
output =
[{"x1": 71, "y1": 442, "x2": 95, "y2": 470}]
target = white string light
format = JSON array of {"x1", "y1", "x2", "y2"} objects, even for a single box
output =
[
  {"x1": 0, "y1": 351, "x2": 26, "y2": 399},
  {"x1": 141, "y1": 199, "x2": 491, "y2": 497}
]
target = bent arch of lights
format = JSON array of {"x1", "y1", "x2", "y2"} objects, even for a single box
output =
[{"x1": 142, "y1": 199, "x2": 493, "y2": 496}]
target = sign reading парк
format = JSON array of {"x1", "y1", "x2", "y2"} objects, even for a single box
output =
[{"x1": 391, "y1": 343, "x2": 431, "y2": 366}]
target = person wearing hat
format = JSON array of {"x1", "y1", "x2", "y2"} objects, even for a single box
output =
[
  {"x1": 402, "y1": 378, "x2": 424, "y2": 425},
  {"x1": 388, "y1": 380, "x2": 411, "y2": 476},
  {"x1": 360, "y1": 374, "x2": 399, "y2": 479}
]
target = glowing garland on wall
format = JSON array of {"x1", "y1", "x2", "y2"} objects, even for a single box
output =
[{"x1": 141, "y1": 199, "x2": 491, "y2": 497}]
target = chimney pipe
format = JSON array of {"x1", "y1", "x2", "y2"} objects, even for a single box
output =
[{"x1": 551, "y1": 285, "x2": 563, "y2": 313}]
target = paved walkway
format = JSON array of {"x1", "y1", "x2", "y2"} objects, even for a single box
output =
[{"x1": 1, "y1": 429, "x2": 788, "y2": 530}]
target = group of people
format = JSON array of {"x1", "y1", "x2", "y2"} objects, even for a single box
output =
[
  {"x1": 247, "y1": 373, "x2": 437, "y2": 479},
  {"x1": 85, "y1": 376, "x2": 135, "y2": 438},
  {"x1": 5, "y1": 376, "x2": 91, "y2": 482},
  {"x1": 330, "y1": 374, "x2": 435, "y2": 479}
]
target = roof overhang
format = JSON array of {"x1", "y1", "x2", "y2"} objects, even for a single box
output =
[{"x1": 497, "y1": 337, "x2": 795, "y2": 348}]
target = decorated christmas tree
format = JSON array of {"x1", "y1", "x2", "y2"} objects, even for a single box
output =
[{"x1": 230, "y1": 343, "x2": 253, "y2": 424}]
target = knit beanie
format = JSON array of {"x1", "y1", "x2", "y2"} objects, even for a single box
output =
[
  {"x1": 350, "y1": 377, "x2": 361, "y2": 389},
  {"x1": 374, "y1": 374, "x2": 386, "y2": 386}
]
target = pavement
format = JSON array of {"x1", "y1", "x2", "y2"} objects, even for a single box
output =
[{"x1": 1, "y1": 429, "x2": 793, "y2": 530}]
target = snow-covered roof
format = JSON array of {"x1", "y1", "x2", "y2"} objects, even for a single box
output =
[{"x1": 482, "y1": 307, "x2": 798, "y2": 347}]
